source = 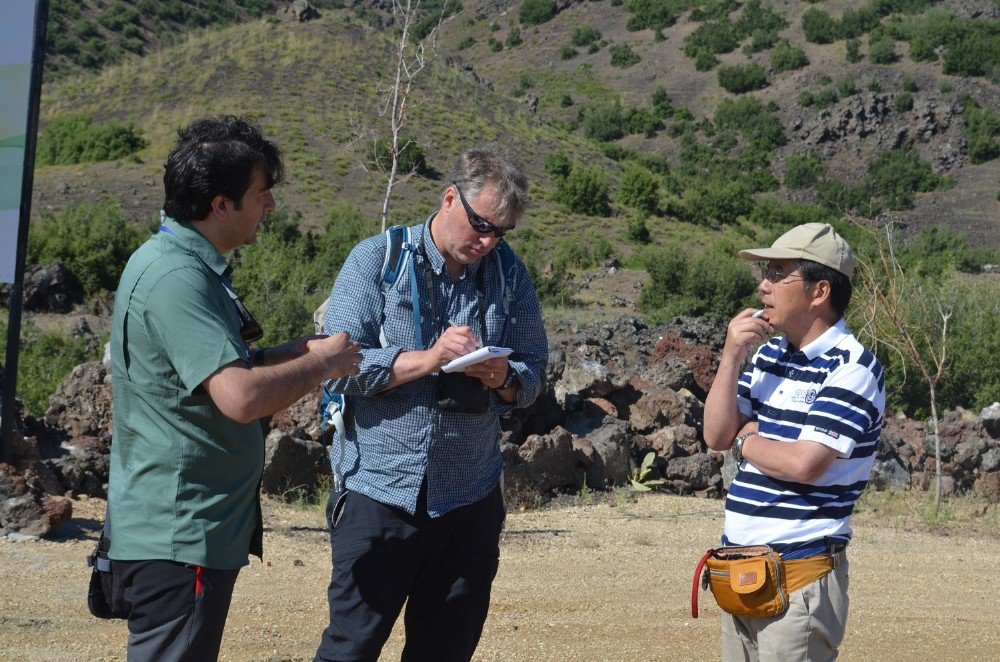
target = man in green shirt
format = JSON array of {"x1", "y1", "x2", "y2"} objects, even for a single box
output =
[{"x1": 107, "y1": 116, "x2": 362, "y2": 660}]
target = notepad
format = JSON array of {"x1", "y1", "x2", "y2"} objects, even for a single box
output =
[{"x1": 441, "y1": 346, "x2": 513, "y2": 373}]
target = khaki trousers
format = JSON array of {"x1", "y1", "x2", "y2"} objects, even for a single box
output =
[{"x1": 721, "y1": 557, "x2": 849, "y2": 662}]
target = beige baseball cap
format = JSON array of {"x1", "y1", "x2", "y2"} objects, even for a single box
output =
[{"x1": 739, "y1": 223, "x2": 855, "y2": 277}]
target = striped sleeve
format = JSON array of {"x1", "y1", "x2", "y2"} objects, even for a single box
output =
[{"x1": 800, "y1": 362, "x2": 884, "y2": 455}]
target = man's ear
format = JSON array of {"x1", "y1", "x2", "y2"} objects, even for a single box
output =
[
  {"x1": 809, "y1": 279, "x2": 833, "y2": 311},
  {"x1": 209, "y1": 194, "x2": 229, "y2": 220}
]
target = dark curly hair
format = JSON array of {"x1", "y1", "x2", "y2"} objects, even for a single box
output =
[{"x1": 163, "y1": 115, "x2": 283, "y2": 221}]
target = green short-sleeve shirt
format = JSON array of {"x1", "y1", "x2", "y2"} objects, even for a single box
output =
[{"x1": 108, "y1": 218, "x2": 264, "y2": 569}]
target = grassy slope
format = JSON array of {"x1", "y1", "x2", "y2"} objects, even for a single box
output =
[{"x1": 31, "y1": 1, "x2": 1000, "y2": 255}]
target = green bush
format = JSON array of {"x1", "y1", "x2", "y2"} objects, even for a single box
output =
[
  {"x1": 771, "y1": 40, "x2": 809, "y2": 72},
  {"x1": 618, "y1": 167, "x2": 660, "y2": 214},
  {"x1": 583, "y1": 104, "x2": 627, "y2": 142},
  {"x1": 695, "y1": 51, "x2": 720, "y2": 71},
  {"x1": 488, "y1": 37, "x2": 502, "y2": 52},
  {"x1": 869, "y1": 36, "x2": 897, "y2": 64},
  {"x1": 560, "y1": 45, "x2": 578, "y2": 60},
  {"x1": 784, "y1": 150, "x2": 825, "y2": 189},
  {"x1": 626, "y1": 216, "x2": 651, "y2": 244},
  {"x1": 36, "y1": 115, "x2": 146, "y2": 165},
  {"x1": 28, "y1": 199, "x2": 147, "y2": 296},
  {"x1": 519, "y1": 0, "x2": 556, "y2": 26},
  {"x1": 372, "y1": 137, "x2": 428, "y2": 175},
  {"x1": 962, "y1": 99, "x2": 1000, "y2": 164},
  {"x1": 683, "y1": 20, "x2": 741, "y2": 58},
  {"x1": 638, "y1": 242, "x2": 757, "y2": 320},
  {"x1": 610, "y1": 43, "x2": 641, "y2": 68},
  {"x1": 837, "y1": 75, "x2": 857, "y2": 97},
  {"x1": 624, "y1": 0, "x2": 687, "y2": 32},
  {"x1": 717, "y1": 63, "x2": 768, "y2": 94},
  {"x1": 2, "y1": 327, "x2": 99, "y2": 416},
  {"x1": 802, "y1": 7, "x2": 837, "y2": 44},
  {"x1": 867, "y1": 148, "x2": 944, "y2": 209},
  {"x1": 713, "y1": 96, "x2": 786, "y2": 151},
  {"x1": 846, "y1": 38, "x2": 863, "y2": 63},
  {"x1": 571, "y1": 25, "x2": 602, "y2": 47},
  {"x1": 506, "y1": 27, "x2": 523, "y2": 48},
  {"x1": 893, "y1": 93, "x2": 914, "y2": 112},
  {"x1": 544, "y1": 152, "x2": 572, "y2": 180},
  {"x1": 555, "y1": 166, "x2": 611, "y2": 216},
  {"x1": 233, "y1": 205, "x2": 372, "y2": 343},
  {"x1": 902, "y1": 75, "x2": 919, "y2": 92}
]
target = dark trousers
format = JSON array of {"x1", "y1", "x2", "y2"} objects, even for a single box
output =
[
  {"x1": 112, "y1": 559, "x2": 240, "y2": 662},
  {"x1": 314, "y1": 483, "x2": 506, "y2": 662}
]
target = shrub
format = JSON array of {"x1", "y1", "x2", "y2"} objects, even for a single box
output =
[
  {"x1": 610, "y1": 43, "x2": 640, "y2": 68},
  {"x1": 544, "y1": 152, "x2": 572, "y2": 180},
  {"x1": 867, "y1": 148, "x2": 945, "y2": 209},
  {"x1": 962, "y1": 99, "x2": 1000, "y2": 164},
  {"x1": 36, "y1": 115, "x2": 146, "y2": 165},
  {"x1": 571, "y1": 25, "x2": 602, "y2": 48},
  {"x1": 638, "y1": 242, "x2": 757, "y2": 320},
  {"x1": 555, "y1": 166, "x2": 611, "y2": 216},
  {"x1": 893, "y1": 93, "x2": 914, "y2": 112},
  {"x1": 717, "y1": 63, "x2": 768, "y2": 94},
  {"x1": 802, "y1": 7, "x2": 837, "y2": 44},
  {"x1": 902, "y1": 75, "x2": 919, "y2": 92},
  {"x1": 560, "y1": 45, "x2": 578, "y2": 60},
  {"x1": 506, "y1": 27, "x2": 523, "y2": 48},
  {"x1": 488, "y1": 37, "x2": 502, "y2": 52},
  {"x1": 683, "y1": 20, "x2": 740, "y2": 58},
  {"x1": 837, "y1": 75, "x2": 857, "y2": 97},
  {"x1": 869, "y1": 36, "x2": 897, "y2": 64},
  {"x1": 618, "y1": 167, "x2": 660, "y2": 214},
  {"x1": 784, "y1": 150, "x2": 825, "y2": 189},
  {"x1": 624, "y1": 0, "x2": 686, "y2": 32},
  {"x1": 560, "y1": 94, "x2": 574, "y2": 107},
  {"x1": 372, "y1": 137, "x2": 428, "y2": 175},
  {"x1": 27, "y1": 198, "x2": 147, "y2": 296},
  {"x1": 626, "y1": 216, "x2": 651, "y2": 244},
  {"x1": 771, "y1": 40, "x2": 809, "y2": 71},
  {"x1": 457, "y1": 37, "x2": 475, "y2": 50},
  {"x1": 519, "y1": 0, "x2": 556, "y2": 27},
  {"x1": 714, "y1": 96, "x2": 786, "y2": 151},
  {"x1": 695, "y1": 51, "x2": 720, "y2": 71},
  {"x1": 583, "y1": 104, "x2": 627, "y2": 142},
  {"x1": 6, "y1": 329, "x2": 98, "y2": 416},
  {"x1": 846, "y1": 38, "x2": 863, "y2": 63}
]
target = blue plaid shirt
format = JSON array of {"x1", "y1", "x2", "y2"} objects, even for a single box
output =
[{"x1": 323, "y1": 216, "x2": 548, "y2": 516}]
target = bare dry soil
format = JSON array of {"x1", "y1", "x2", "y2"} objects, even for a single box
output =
[{"x1": 1, "y1": 492, "x2": 998, "y2": 661}]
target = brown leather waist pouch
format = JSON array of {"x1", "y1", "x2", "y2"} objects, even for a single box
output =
[{"x1": 692, "y1": 545, "x2": 835, "y2": 618}]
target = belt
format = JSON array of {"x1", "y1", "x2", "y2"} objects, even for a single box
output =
[{"x1": 785, "y1": 545, "x2": 847, "y2": 594}]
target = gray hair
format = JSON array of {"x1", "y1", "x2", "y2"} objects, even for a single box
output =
[{"x1": 445, "y1": 143, "x2": 529, "y2": 226}]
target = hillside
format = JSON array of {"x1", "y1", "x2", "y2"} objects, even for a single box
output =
[{"x1": 31, "y1": 0, "x2": 1000, "y2": 251}]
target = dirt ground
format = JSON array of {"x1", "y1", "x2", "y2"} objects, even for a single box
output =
[{"x1": 2, "y1": 491, "x2": 998, "y2": 662}]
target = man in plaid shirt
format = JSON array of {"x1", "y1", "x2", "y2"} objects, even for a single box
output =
[{"x1": 314, "y1": 144, "x2": 548, "y2": 662}]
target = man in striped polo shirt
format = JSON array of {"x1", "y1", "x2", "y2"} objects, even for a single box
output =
[{"x1": 704, "y1": 223, "x2": 885, "y2": 660}]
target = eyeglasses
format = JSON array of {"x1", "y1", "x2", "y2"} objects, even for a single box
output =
[
  {"x1": 758, "y1": 264, "x2": 807, "y2": 285},
  {"x1": 452, "y1": 181, "x2": 511, "y2": 239},
  {"x1": 233, "y1": 295, "x2": 264, "y2": 342}
]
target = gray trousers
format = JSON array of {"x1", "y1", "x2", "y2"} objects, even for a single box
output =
[
  {"x1": 113, "y1": 559, "x2": 240, "y2": 662},
  {"x1": 721, "y1": 557, "x2": 850, "y2": 662}
]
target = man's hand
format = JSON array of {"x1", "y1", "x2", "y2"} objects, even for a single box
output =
[
  {"x1": 465, "y1": 356, "x2": 510, "y2": 390},
  {"x1": 306, "y1": 332, "x2": 363, "y2": 379},
  {"x1": 428, "y1": 326, "x2": 480, "y2": 370},
  {"x1": 721, "y1": 308, "x2": 773, "y2": 368}
]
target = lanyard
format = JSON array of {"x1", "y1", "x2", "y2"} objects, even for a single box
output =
[{"x1": 416, "y1": 222, "x2": 487, "y2": 349}]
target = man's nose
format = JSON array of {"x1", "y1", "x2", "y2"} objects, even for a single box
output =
[{"x1": 265, "y1": 192, "x2": 276, "y2": 211}]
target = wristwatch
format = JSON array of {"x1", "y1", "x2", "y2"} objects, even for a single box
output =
[
  {"x1": 499, "y1": 368, "x2": 520, "y2": 391},
  {"x1": 731, "y1": 432, "x2": 753, "y2": 464}
]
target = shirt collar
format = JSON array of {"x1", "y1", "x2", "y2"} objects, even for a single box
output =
[
  {"x1": 784, "y1": 317, "x2": 849, "y2": 361},
  {"x1": 161, "y1": 215, "x2": 229, "y2": 276}
]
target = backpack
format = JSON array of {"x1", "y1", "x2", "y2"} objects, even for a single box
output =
[{"x1": 316, "y1": 224, "x2": 518, "y2": 490}]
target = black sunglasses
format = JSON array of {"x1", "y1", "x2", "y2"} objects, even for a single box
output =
[
  {"x1": 452, "y1": 181, "x2": 511, "y2": 239},
  {"x1": 233, "y1": 295, "x2": 264, "y2": 343}
]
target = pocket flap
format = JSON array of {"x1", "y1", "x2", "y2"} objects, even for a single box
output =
[{"x1": 729, "y1": 558, "x2": 768, "y2": 594}]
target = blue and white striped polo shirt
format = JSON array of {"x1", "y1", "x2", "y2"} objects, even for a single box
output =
[{"x1": 724, "y1": 319, "x2": 885, "y2": 559}]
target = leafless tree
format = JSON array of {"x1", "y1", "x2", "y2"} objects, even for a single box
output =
[
  {"x1": 850, "y1": 215, "x2": 952, "y2": 511},
  {"x1": 348, "y1": 0, "x2": 454, "y2": 232}
]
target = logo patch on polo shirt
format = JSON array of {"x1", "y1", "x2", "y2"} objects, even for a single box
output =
[
  {"x1": 815, "y1": 426, "x2": 840, "y2": 439},
  {"x1": 792, "y1": 388, "x2": 818, "y2": 404}
]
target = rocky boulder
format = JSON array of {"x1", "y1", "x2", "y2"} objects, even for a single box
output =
[{"x1": 261, "y1": 431, "x2": 325, "y2": 499}]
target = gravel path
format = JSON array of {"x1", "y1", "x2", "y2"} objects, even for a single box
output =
[{"x1": 1, "y1": 493, "x2": 997, "y2": 661}]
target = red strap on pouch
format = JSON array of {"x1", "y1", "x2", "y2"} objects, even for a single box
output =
[{"x1": 691, "y1": 550, "x2": 714, "y2": 618}]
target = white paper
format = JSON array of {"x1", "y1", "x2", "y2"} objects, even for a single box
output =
[{"x1": 441, "y1": 346, "x2": 513, "y2": 373}]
